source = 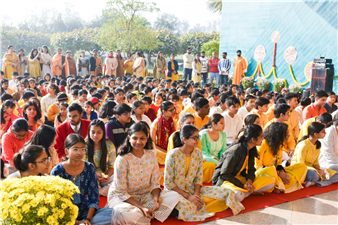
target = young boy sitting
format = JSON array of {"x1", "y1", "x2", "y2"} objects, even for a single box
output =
[{"x1": 222, "y1": 96, "x2": 242, "y2": 145}]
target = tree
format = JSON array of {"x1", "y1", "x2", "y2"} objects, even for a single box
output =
[
  {"x1": 1, "y1": 29, "x2": 51, "y2": 55},
  {"x1": 152, "y1": 29, "x2": 180, "y2": 57},
  {"x1": 98, "y1": 0, "x2": 161, "y2": 55},
  {"x1": 201, "y1": 39, "x2": 220, "y2": 58},
  {"x1": 206, "y1": 0, "x2": 223, "y2": 15},
  {"x1": 50, "y1": 28, "x2": 102, "y2": 56},
  {"x1": 179, "y1": 31, "x2": 220, "y2": 55},
  {"x1": 153, "y1": 13, "x2": 181, "y2": 36}
]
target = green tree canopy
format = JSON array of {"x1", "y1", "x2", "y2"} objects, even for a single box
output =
[
  {"x1": 201, "y1": 38, "x2": 220, "y2": 58},
  {"x1": 98, "y1": 0, "x2": 162, "y2": 54},
  {"x1": 153, "y1": 29, "x2": 180, "y2": 57},
  {"x1": 50, "y1": 28, "x2": 102, "y2": 56},
  {"x1": 1, "y1": 29, "x2": 51, "y2": 55},
  {"x1": 206, "y1": 0, "x2": 223, "y2": 15},
  {"x1": 179, "y1": 31, "x2": 220, "y2": 55}
]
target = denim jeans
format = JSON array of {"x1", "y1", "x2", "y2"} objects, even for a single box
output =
[
  {"x1": 305, "y1": 169, "x2": 338, "y2": 187},
  {"x1": 201, "y1": 72, "x2": 208, "y2": 86},
  {"x1": 209, "y1": 72, "x2": 219, "y2": 87},
  {"x1": 219, "y1": 74, "x2": 228, "y2": 86},
  {"x1": 183, "y1": 68, "x2": 192, "y2": 81},
  {"x1": 78, "y1": 208, "x2": 114, "y2": 225}
]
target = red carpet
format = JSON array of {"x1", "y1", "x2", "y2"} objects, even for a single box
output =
[{"x1": 99, "y1": 183, "x2": 338, "y2": 224}]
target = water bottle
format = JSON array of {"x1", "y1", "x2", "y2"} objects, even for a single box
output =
[{"x1": 201, "y1": 78, "x2": 204, "y2": 87}]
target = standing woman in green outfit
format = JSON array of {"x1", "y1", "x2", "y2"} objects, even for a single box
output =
[
  {"x1": 199, "y1": 113, "x2": 227, "y2": 165},
  {"x1": 156, "y1": 51, "x2": 167, "y2": 79}
]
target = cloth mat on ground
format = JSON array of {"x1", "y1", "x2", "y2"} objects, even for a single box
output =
[{"x1": 99, "y1": 183, "x2": 338, "y2": 224}]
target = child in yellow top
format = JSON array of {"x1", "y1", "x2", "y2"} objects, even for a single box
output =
[
  {"x1": 256, "y1": 122, "x2": 307, "y2": 193},
  {"x1": 298, "y1": 113, "x2": 332, "y2": 142},
  {"x1": 292, "y1": 122, "x2": 338, "y2": 187}
]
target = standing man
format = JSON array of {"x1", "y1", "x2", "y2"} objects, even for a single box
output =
[
  {"x1": 66, "y1": 51, "x2": 77, "y2": 76},
  {"x1": 2, "y1": 45, "x2": 20, "y2": 81},
  {"x1": 218, "y1": 52, "x2": 231, "y2": 86},
  {"x1": 233, "y1": 50, "x2": 247, "y2": 86},
  {"x1": 90, "y1": 49, "x2": 102, "y2": 76},
  {"x1": 52, "y1": 48, "x2": 69, "y2": 79},
  {"x1": 116, "y1": 50, "x2": 124, "y2": 78},
  {"x1": 183, "y1": 47, "x2": 194, "y2": 81},
  {"x1": 208, "y1": 52, "x2": 220, "y2": 87},
  {"x1": 200, "y1": 51, "x2": 209, "y2": 85}
]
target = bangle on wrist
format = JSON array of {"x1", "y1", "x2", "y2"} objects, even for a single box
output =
[{"x1": 86, "y1": 218, "x2": 91, "y2": 222}]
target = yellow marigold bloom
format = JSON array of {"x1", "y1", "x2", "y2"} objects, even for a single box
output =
[
  {"x1": 37, "y1": 207, "x2": 49, "y2": 216},
  {"x1": 58, "y1": 210, "x2": 65, "y2": 219},
  {"x1": 14, "y1": 213, "x2": 23, "y2": 222},
  {"x1": 1, "y1": 211, "x2": 8, "y2": 219},
  {"x1": 30, "y1": 199, "x2": 39, "y2": 208},
  {"x1": 46, "y1": 215, "x2": 54, "y2": 224},
  {"x1": 61, "y1": 203, "x2": 67, "y2": 209},
  {"x1": 22, "y1": 204, "x2": 30, "y2": 213}
]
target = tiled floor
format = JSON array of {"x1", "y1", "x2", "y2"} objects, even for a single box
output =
[{"x1": 202, "y1": 190, "x2": 338, "y2": 225}]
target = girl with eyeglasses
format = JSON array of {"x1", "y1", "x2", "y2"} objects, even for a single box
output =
[
  {"x1": 107, "y1": 122, "x2": 179, "y2": 225},
  {"x1": 150, "y1": 101, "x2": 176, "y2": 165},
  {"x1": 164, "y1": 124, "x2": 244, "y2": 221},
  {"x1": 8, "y1": 145, "x2": 50, "y2": 178},
  {"x1": 51, "y1": 134, "x2": 113, "y2": 225},
  {"x1": 24, "y1": 124, "x2": 59, "y2": 174}
]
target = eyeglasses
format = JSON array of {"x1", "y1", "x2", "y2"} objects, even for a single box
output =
[
  {"x1": 122, "y1": 112, "x2": 130, "y2": 117},
  {"x1": 14, "y1": 132, "x2": 27, "y2": 139},
  {"x1": 71, "y1": 147, "x2": 86, "y2": 153},
  {"x1": 35, "y1": 157, "x2": 51, "y2": 165},
  {"x1": 190, "y1": 136, "x2": 200, "y2": 141},
  {"x1": 168, "y1": 108, "x2": 176, "y2": 113}
]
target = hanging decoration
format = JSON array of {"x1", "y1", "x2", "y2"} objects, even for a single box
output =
[
  {"x1": 254, "y1": 45, "x2": 266, "y2": 62},
  {"x1": 243, "y1": 31, "x2": 309, "y2": 87},
  {"x1": 271, "y1": 31, "x2": 280, "y2": 43},
  {"x1": 284, "y1": 46, "x2": 297, "y2": 64},
  {"x1": 304, "y1": 62, "x2": 314, "y2": 80}
]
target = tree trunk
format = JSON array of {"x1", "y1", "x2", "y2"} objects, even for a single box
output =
[{"x1": 147, "y1": 52, "x2": 152, "y2": 67}]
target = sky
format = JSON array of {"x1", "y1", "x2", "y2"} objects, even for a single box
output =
[{"x1": 0, "y1": 0, "x2": 221, "y2": 27}]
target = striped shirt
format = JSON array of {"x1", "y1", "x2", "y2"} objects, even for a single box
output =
[
  {"x1": 218, "y1": 58, "x2": 231, "y2": 74},
  {"x1": 183, "y1": 53, "x2": 194, "y2": 69}
]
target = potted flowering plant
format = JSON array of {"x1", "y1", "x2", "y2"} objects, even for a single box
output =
[
  {"x1": 241, "y1": 77, "x2": 254, "y2": 89},
  {"x1": 272, "y1": 78, "x2": 285, "y2": 93},
  {"x1": 0, "y1": 176, "x2": 80, "y2": 225},
  {"x1": 255, "y1": 77, "x2": 270, "y2": 90},
  {"x1": 289, "y1": 84, "x2": 303, "y2": 94}
]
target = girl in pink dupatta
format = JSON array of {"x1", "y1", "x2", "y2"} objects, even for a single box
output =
[{"x1": 150, "y1": 101, "x2": 176, "y2": 165}]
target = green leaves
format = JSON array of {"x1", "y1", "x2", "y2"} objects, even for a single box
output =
[
  {"x1": 50, "y1": 28, "x2": 102, "y2": 56},
  {"x1": 180, "y1": 31, "x2": 220, "y2": 55},
  {"x1": 99, "y1": 0, "x2": 161, "y2": 54},
  {"x1": 206, "y1": 0, "x2": 223, "y2": 15},
  {"x1": 201, "y1": 39, "x2": 220, "y2": 58}
]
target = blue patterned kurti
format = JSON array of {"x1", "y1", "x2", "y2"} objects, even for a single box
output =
[{"x1": 51, "y1": 161, "x2": 100, "y2": 219}]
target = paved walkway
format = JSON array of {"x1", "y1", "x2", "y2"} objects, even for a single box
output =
[{"x1": 202, "y1": 190, "x2": 338, "y2": 225}]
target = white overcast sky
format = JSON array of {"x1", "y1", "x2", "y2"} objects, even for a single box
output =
[{"x1": 1, "y1": 0, "x2": 221, "y2": 27}]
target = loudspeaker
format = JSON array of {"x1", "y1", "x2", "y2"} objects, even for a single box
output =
[{"x1": 311, "y1": 65, "x2": 334, "y2": 95}]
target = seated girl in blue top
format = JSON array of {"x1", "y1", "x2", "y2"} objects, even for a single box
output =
[
  {"x1": 83, "y1": 101, "x2": 98, "y2": 121},
  {"x1": 51, "y1": 133, "x2": 113, "y2": 225}
]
